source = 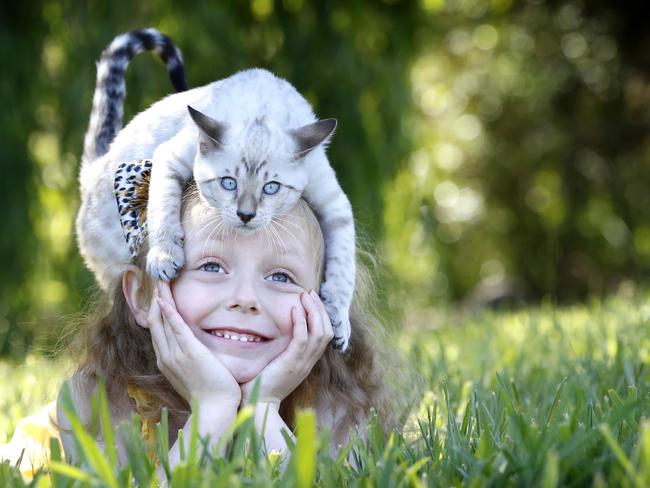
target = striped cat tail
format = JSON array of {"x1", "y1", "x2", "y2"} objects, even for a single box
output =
[{"x1": 82, "y1": 28, "x2": 188, "y2": 164}]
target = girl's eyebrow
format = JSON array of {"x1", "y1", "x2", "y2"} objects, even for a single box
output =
[
  {"x1": 267, "y1": 253, "x2": 309, "y2": 275},
  {"x1": 275, "y1": 242, "x2": 302, "y2": 256},
  {"x1": 186, "y1": 236, "x2": 228, "y2": 259},
  {"x1": 267, "y1": 240, "x2": 311, "y2": 262}
]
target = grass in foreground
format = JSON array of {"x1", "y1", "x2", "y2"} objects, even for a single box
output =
[{"x1": 1, "y1": 292, "x2": 649, "y2": 486}]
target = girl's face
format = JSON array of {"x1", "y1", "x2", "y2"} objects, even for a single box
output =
[{"x1": 170, "y1": 201, "x2": 321, "y2": 384}]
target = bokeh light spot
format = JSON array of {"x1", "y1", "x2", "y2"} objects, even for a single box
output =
[
  {"x1": 454, "y1": 114, "x2": 482, "y2": 141},
  {"x1": 562, "y1": 32, "x2": 588, "y2": 60},
  {"x1": 473, "y1": 24, "x2": 499, "y2": 51}
]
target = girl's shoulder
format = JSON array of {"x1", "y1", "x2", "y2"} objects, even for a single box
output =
[
  {"x1": 56, "y1": 372, "x2": 93, "y2": 428},
  {"x1": 56, "y1": 373, "x2": 94, "y2": 463},
  {"x1": 56, "y1": 373, "x2": 133, "y2": 426},
  {"x1": 56, "y1": 373, "x2": 134, "y2": 463}
]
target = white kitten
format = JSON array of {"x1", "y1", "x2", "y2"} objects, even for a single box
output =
[{"x1": 77, "y1": 29, "x2": 355, "y2": 350}]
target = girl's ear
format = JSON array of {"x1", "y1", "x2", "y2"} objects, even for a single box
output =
[{"x1": 122, "y1": 266, "x2": 150, "y2": 328}]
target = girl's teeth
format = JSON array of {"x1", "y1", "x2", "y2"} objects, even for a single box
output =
[{"x1": 210, "y1": 330, "x2": 263, "y2": 342}]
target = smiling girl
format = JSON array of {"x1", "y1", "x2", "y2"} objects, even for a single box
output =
[{"x1": 56, "y1": 180, "x2": 401, "y2": 469}]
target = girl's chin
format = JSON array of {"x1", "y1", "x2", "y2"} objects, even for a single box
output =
[
  {"x1": 234, "y1": 373, "x2": 256, "y2": 384},
  {"x1": 223, "y1": 361, "x2": 266, "y2": 384}
]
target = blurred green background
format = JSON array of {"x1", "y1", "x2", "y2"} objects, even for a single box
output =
[{"x1": 0, "y1": 0, "x2": 648, "y2": 358}]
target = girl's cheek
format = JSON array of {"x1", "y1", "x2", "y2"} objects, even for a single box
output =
[
  {"x1": 172, "y1": 279, "x2": 221, "y2": 316},
  {"x1": 259, "y1": 292, "x2": 302, "y2": 333}
]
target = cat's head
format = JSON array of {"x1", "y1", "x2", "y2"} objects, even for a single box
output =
[{"x1": 187, "y1": 105, "x2": 336, "y2": 231}]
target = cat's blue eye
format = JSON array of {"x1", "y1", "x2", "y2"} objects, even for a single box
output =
[
  {"x1": 262, "y1": 181, "x2": 280, "y2": 195},
  {"x1": 221, "y1": 177, "x2": 237, "y2": 191},
  {"x1": 201, "y1": 262, "x2": 224, "y2": 273},
  {"x1": 268, "y1": 272, "x2": 294, "y2": 284}
]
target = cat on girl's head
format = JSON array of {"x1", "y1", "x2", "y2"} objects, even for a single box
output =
[{"x1": 76, "y1": 28, "x2": 355, "y2": 350}]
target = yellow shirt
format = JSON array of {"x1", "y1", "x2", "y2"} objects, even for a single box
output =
[
  {"x1": 0, "y1": 385, "x2": 158, "y2": 479},
  {"x1": 0, "y1": 402, "x2": 60, "y2": 479}
]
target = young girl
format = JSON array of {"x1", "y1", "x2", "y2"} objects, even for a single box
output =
[{"x1": 56, "y1": 178, "x2": 400, "y2": 470}]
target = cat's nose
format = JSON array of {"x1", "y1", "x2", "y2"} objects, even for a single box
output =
[{"x1": 237, "y1": 210, "x2": 255, "y2": 223}]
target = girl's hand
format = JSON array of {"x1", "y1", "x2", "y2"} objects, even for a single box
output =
[
  {"x1": 149, "y1": 281, "x2": 241, "y2": 408},
  {"x1": 240, "y1": 290, "x2": 334, "y2": 407}
]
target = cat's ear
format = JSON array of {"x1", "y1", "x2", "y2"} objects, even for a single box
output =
[
  {"x1": 289, "y1": 119, "x2": 337, "y2": 159},
  {"x1": 187, "y1": 105, "x2": 226, "y2": 152}
]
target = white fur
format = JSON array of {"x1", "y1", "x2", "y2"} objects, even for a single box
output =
[{"x1": 77, "y1": 68, "x2": 355, "y2": 349}]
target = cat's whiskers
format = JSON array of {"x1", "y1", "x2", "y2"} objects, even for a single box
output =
[
  {"x1": 183, "y1": 212, "x2": 216, "y2": 240},
  {"x1": 201, "y1": 214, "x2": 228, "y2": 258},
  {"x1": 262, "y1": 223, "x2": 278, "y2": 255},
  {"x1": 177, "y1": 202, "x2": 229, "y2": 260},
  {"x1": 268, "y1": 221, "x2": 288, "y2": 255},
  {"x1": 183, "y1": 211, "x2": 220, "y2": 258},
  {"x1": 271, "y1": 217, "x2": 299, "y2": 249},
  {"x1": 272, "y1": 215, "x2": 303, "y2": 231},
  {"x1": 261, "y1": 224, "x2": 273, "y2": 256}
]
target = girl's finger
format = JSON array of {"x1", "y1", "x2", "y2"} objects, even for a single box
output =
[
  {"x1": 155, "y1": 291, "x2": 178, "y2": 354},
  {"x1": 311, "y1": 290, "x2": 329, "y2": 335},
  {"x1": 302, "y1": 291, "x2": 325, "y2": 342},
  {"x1": 312, "y1": 289, "x2": 329, "y2": 321},
  {"x1": 158, "y1": 296, "x2": 201, "y2": 356},
  {"x1": 148, "y1": 293, "x2": 169, "y2": 358},
  {"x1": 157, "y1": 281, "x2": 194, "y2": 349},
  {"x1": 157, "y1": 281, "x2": 175, "y2": 305},
  {"x1": 283, "y1": 305, "x2": 309, "y2": 359},
  {"x1": 311, "y1": 290, "x2": 334, "y2": 343},
  {"x1": 148, "y1": 287, "x2": 171, "y2": 353},
  {"x1": 146, "y1": 286, "x2": 160, "y2": 326}
]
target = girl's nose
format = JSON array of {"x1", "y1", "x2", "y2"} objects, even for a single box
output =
[{"x1": 226, "y1": 278, "x2": 260, "y2": 314}]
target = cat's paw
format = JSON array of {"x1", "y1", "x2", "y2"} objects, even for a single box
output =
[
  {"x1": 146, "y1": 238, "x2": 185, "y2": 281},
  {"x1": 319, "y1": 288, "x2": 351, "y2": 352},
  {"x1": 330, "y1": 311, "x2": 351, "y2": 352}
]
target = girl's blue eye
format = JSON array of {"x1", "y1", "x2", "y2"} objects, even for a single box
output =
[
  {"x1": 269, "y1": 272, "x2": 293, "y2": 284},
  {"x1": 221, "y1": 177, "x2": 237, "y2": 191},
  {"x1": 202, "y1": 262, "x2": 224, "y2": 273},
  {"x1": 262, "y1": 181, "x2": 280, "y2": 195}
]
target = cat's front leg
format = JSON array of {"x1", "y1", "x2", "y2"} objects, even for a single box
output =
[
  {"x1": 318, "y1": 217, "x2": 355, "y2": 351},
  {"x1": 305, "y1": 165, "x2": 356, "y2": 351},
  {"x1": 146, "y1": 130, "x2": 195, "y2": 280}
]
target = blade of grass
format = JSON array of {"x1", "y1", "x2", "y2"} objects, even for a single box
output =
[
  {"x1": 545, "y1": 377, "x2": 567, "y2": 427},
  {"x1": 155, "y1": 407, "x2": 171, "y2": 481},
  {"x1": 48, "y1": 461, "x2": 94, "y2": 483},
  {"x1": 59, "y1": 383, "x2": 119, "y2": 488},
  {"x1": 48, "y1": 436, "x2": 63, "y2": 488},
  {"x1": 541, "y1": 449, "x2": 559, "y2": 488},
  {"x1": 97, "y1": 380, "x2": 117, "y2": 468},
  {"x1": 294, "y1": 409, "x2": 317, "y2": 488},
  {"x1": 599, "y1": 423, "x2": 641, "y2": 486},
  {"x1": 177, "y1": 428, "x2": 186, "y2": 462},
  {"x1": 639, "y1": 420, "x2": 650, "y2": 486},
  {"x1": 187, "y1": 398, "x2": 200, "y2": 467}
]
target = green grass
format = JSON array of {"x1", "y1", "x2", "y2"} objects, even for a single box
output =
[
  {"x1": 0, "y1": 355, "x2": 71, "y2": 445},
  {"x1": 1, "y1": 293, "x2": 649, "y2": 486}
]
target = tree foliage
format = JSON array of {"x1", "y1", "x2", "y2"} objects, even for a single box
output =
[{"x1": 0, "y1": 0, "x2": 648, "y2": 356}]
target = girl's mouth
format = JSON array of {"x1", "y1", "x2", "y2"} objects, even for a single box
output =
[{"x1": 206, "y1": 329, "x2": 268, "y2": 343}]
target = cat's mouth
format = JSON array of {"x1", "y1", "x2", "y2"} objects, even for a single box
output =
[
  {"x1": 232, "y1": 218, "x2": 271, "y2": 232},
  {"x1": 233, "y1": 222, "x2": 260, "y2": 233},
  {"x1": 221, "y1": 210, "x2": 269, "y2": 232}
]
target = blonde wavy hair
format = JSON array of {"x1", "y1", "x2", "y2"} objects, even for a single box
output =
[{"x1": 71, "y1": 184, "x2": 409, "y2": 443}]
